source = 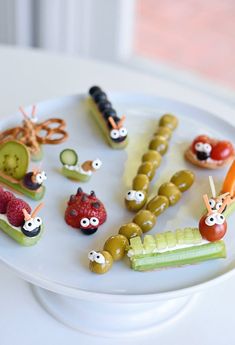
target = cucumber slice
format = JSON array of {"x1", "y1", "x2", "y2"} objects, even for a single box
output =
[
  {"x1": 60, "y1": 149, "x2": 78, "y2": 166},
  {"x1": 155, "y1": 233, "x2": 167, "y2": 250},
  {"x1": 176, "y1": 229, "x2": 184, "y2": 245},
  {"x1": 0, "y1": 140, "x2": 29, "y2": 180},
  {"x1": 193, "y1": 228, "x2": 202, "y2": 244},
  {"x1": 130, "y1": 241, "x2": 226, "y2": 271},
  {"x1": 184, "y1": 228, "x2": 194, "y2": 244},
  {"x1": 143, "y1": 235, "x2": 156, "y2": 253},
  {"x1": 165, "y1": 231, "x2": 177, "y2": 248},
  {"x1": 129, "y1": 237, "x2": 144, "y2": 255}
]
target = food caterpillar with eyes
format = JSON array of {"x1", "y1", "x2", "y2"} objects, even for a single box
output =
[
  {"x1": 88, "y1": 169, "x2": 194, "y2": 274},
  {"x1": 87, "y1": 86, "x2": 128, "y2": 149},
  {"x1": 0, "y1": 187, "x2": 44, "y2": 245},
  {"x1": 125, "y1": 113, "x2": 178, "y2": 212},
  {"x1": 185, "y1": 135, "x2": 234, "y2": 169}
]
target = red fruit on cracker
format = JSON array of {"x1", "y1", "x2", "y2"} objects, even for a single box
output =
[
  {"x1": 0, "y1": 190, "x2": 15, "y2": 214},
  {"x1": 7, "y1": 198, "x2": 31, "y2": 227},
  {"x1": 65, "y1": 188, "x2": 107, "y2": 235}
]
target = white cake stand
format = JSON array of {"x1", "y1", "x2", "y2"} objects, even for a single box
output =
[{"x1": 0, "y1": 94, "x2": 235, "y2": 337}]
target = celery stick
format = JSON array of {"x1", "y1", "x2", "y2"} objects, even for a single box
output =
[{"x1": 130, "y1": 241, "x2": 226, "y2": 271}]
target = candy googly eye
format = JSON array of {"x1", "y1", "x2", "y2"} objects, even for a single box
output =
[
  {"x1": 205, "y1": 214, "x2": 216, "y2": 226},
  {"x1": 90, "y1": 217, "x2": 99, "y2": 226},
  {"x1": 33, "y1": 217, "x2": 42, "y2": 227},
  {"x1": 119, "y1": 127, "x2": 128, "y2": 137},
  {"x1": 215, "y1": 202, "x2": 223, "y2": 211},
  {"x1": 135, "y1": 191, "x2": 145, "y2": 202},
  {"x1": 41, "y1": 171, "x2": 47, "y2": 180},
  {"x1": 88, "y1": 250, "x2": 97, "y2": 261},
  {"x1": 195, "y1": 142, "x2": 204, "y2": 151},
  {"x1": 80, "y1": 218, "x2": 90, "y2": 228},
  {"x1": 209, "y1": 199, "x2": 216, "y2": 208},
  {"x1": 125, "y1": 190, "x2": 136, "y2": 201},
  {"x1": 110, "y1": 129, "x2": 120, "y2": 139},
  {"x1": 35, "y1": 173, "x2": 43, "y2": 184},
  {"x1": 203, "y1": 143, "x2": 212, "y2": 153},
  {"x1": 23, "y1": 219, "x2": 35, "y2": 231},
  {"x1": 215, "y1": 213, "x2": 225, "y2": 225},
  {"x1": 94, "y1": 252, "x2": 105, "y2": 264},
  {"x1": 92, "y1": 159, "x2": 102, "y2": 170}
]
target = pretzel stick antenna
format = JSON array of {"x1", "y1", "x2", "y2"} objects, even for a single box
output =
[
  {"x1": 209, "y1": 176, "x2": 216, "y2": 198},
  {"x1": 203, "y1": 194, "x2": 213, "y2": 214},
  {"x1": 31, "y1": 202, "x2": 44, "y2": 218},
  {"x1": 31, "y1": 105, "x2": 36, "y2": 118},
  {"x1": 108, "y1": 116, "x2": 118, "y2": 130},
  {"x1": 22, "y1": 209, "x2": 31, "y2": 221},
  {"x1": 117, "y1": 115, "x2": 126, "y2": 129},
  {"x1": 218, "y1": 197, "x2": 230, "y2": 214},
  {"x1": 19, "y1": 106, "x2": 29, "y2": 120}
]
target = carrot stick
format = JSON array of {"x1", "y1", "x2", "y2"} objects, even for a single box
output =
[{"x1": 222, "y1": 160, "x2": 235, "y2": 196}]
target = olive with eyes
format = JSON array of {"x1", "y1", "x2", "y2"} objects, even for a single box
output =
[
  {"x1": 125, "y1": 189, "x2": 147, "y2": 211},
  {"x1": 194, "y1": 142, "x2": 212, "y2": 161},
  {"x1": 89, "y1": 250, "x2": 113, "y2": 274}
]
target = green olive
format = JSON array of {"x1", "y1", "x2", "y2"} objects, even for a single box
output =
[
  {"x1": 158, "y1": 182, "x2": 182, "y2": 206},
  {"x1": 132, "y1": 174, "x2": 149, "y2": 192},
  {"x1": 119, "y1": 222, "x2": 142, "y2": 239},
  {"x1": 159, "y1": 114, "x2": 178, "y2": 130},
  {"x1": 170, "y1": 170, "x2": 195, "y2": 192},
  {"x1": 149, "y1": 135, "x2": 169, "y2": 155},
  {"x1": 146, "y1": 195, "x2": 169, "y2": 216},
  {"x1": 103, "y1": 235, "x2": 129, "y2": 261},
  {"x1": 154, "y1": 126, "x2": 172, "y2": 140},
  {"x1": 132, "y1": 210, "x2": 156, "y2": 233},
  {"x1": 125, "y1": 190, "x2": 147, "y2": 212},
  {"x1": 142, "y1": 150, "x2": 162, "y2": 169},
  {"x1": 89, "y1": 251, "x2": 113, "y2": 274},
  {"x1": 137, "y1": 161, "x2": 156, "y2": 181}
]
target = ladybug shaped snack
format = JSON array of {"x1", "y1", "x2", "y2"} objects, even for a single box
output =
[
  {"x1": 65, "y1": 187, "x2": 107, "y2": 235},
  {"x1": 185, "y1": 135, "x2": 234, "y2": 169}
]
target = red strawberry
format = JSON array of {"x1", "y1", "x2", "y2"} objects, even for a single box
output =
[
  {"x1": 0, "y1": 190, "x2": 15, "y2": 214},
  {"x1": 65, "y1": 190, "x2": 107, "y2": 235},
  {"x1": 7, "y1": 198, "x2": 31, "y2": 227}
]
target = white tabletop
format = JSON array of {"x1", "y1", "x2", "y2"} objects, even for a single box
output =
[{"x1": 0, "y1": 45, "x2": 235, "y2": 344}]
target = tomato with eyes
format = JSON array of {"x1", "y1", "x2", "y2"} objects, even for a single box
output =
[
  {"x1": 191, "y1": 135, "x2": 210, "y2": 154},
  {"x1": 211, "y1": 141, "x2": 234, "y2": 161},
  {"x1": 199, "y1": 214, "x2": 227, "y2": 242}
]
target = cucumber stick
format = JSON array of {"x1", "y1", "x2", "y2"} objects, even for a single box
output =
[{"x1": 130, "y1": 241, "x2": 226, "y2": 271}]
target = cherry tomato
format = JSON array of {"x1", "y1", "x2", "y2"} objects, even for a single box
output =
[
  {"x1": 199, "y1": 214, "x2": 227, "y2": 242},
  {"x1": 191, "y1": 135, "x2": 210, "y2": 153},
  {"x1": 210, "y1": 141, "x2": 234, "y2": 161}
]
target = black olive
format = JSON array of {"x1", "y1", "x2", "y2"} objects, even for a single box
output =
[
  {"x1": 98, "y1": 100, "x2": 112, "y2": 112},
  {"x1": 89, "y1": 86, "x2": 101, "y2": 96},
  {"x1": 103, "y1": 108, "x2": 117, "y2": 120},
  {"x1": 23, "y1": 172, "x2": 41, "y2": 191},
  {"x1": 93, "y1": 91, "x2": 107, "y2": 103}
]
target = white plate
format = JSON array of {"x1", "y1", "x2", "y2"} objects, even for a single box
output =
[{"x1": 0, "y1": 93, "x2": 235, "y2": 302}]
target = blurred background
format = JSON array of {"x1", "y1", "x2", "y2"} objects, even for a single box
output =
[{"x1": 0, "y1": 0, "x2": 234, "y2": 89}]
